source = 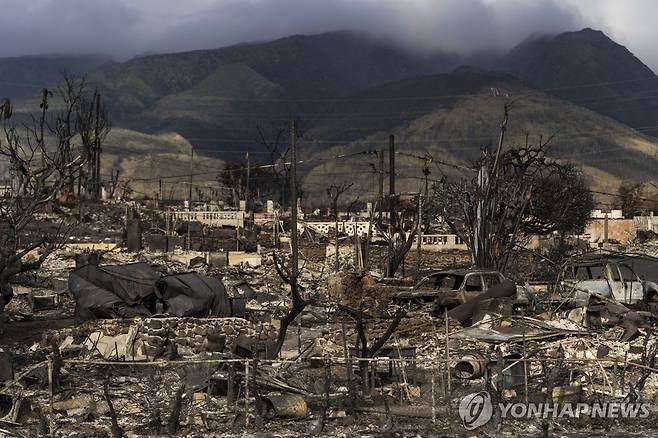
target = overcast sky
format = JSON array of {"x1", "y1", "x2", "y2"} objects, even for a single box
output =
[{"x1": 0, "y1": 0, "x2": 656, "y2": 71}]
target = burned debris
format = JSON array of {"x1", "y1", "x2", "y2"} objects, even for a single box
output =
[{"x1": 0, "y1": 104, "x2": 657, "y2": 438}]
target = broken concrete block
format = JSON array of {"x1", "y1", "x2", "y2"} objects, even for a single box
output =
[
  {"x1": 146, "y1": 319, "x2": 163, "y2": 330},
  {"x1": 228, "y1": 251, "x2": 262, "y2": 267},
  {"x1": 51, "y1": 278, "x2": 69, "y2": 292},
  {"x1": 29, "y1": 293, "x2": 59, "y2": 312}
]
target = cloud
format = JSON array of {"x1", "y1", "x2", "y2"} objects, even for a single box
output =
[
  {"x1": 156, "y1": 0, "x2": 582, "y2": 55},
  {"x1": 0, "y1": 0, "x2": 655, "y2": 72},
  {"x1": 0, "y1": 0, "x2": 140, "y2": 57}
]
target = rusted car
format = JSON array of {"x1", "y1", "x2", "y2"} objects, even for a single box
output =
[
  {"x1": 560, "y1": 259, "x2": 658, "y2": 306},
  {"x1": 393, "y1": 269, "x2": 531, "y2": 309}
]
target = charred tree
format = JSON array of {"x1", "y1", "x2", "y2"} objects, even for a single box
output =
[
  {"x1": 433, "y1": 106, "x2": 593, "y2": 271},
  {"x1": 73, "y1": 76, "x2": 110, "y2": 199},
  {"x1": 0, "y1": 76, "x2": 107, "y2": 314},
  {"x1": 326, "y1": 182, "x2": 354, "y2": 272},
  {"x1": 385, "y1": 199, "x2": 420, "y2": 277},
  {"x1": 257, "y1": 123, "x2": 290, "y2": 209},
  {"x1": 267, "y1": 119, "x2": 308, "y2": 359}
]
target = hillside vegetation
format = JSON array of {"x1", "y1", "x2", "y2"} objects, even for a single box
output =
[{"x1": 299, "y1": 68, "x2": 658, "y2": 199}]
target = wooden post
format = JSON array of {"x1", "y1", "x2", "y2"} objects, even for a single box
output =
[
  {"x1": 187, "y1": 145, "x2": 194, "y2": 250},
  {"x1": 297, "y1": 325, "x2": 302, "y2": 354},
  {"x1": 188, "y1": 145, "x2": 194, "y2": 204},
  {"x1": 334, "y1": 204, "x2": 340, "y2": 272},
  {"x1": 289, "y1": 119, "x2": 299, "y2": 281},
  {"x1": 378, "y1": 149, "x2": 384, "y2": 223},
  {"x1": 94, "y1": 93, "x2": 102, "y2": 200},
  {"x1": 244, "y1": 360, "x2": 250, "y2": 428},
  {"x1": 416, "y1": 194, "x2": 423, "y2": 279},
  {"x1": 353, "y1": 223, "x2": 362, "y2": 270},
  {"x1": 387, "y1": 135, "x2": 395, "y2": 277},
  {"x1": 365, "y1": 202, "x2": 373, "y2": 271},
  {"x1": 245, "y1": 150, "x2": 251, "y2": 213},
  {"x1": 431, "y1": 368, "x2": 436, "y2": 423},
  {"x1": 445, "y1": 307, "x2": 451, "y2": 399},
  {"x1": 342, "y1": 321, "x2": 354, "y2": 410},
  {"x1": 227, "y1": 362, "x2": 235, "y2": 407}
]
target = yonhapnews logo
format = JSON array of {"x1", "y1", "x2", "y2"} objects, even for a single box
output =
[
  {"x1": 458, "y1": 391, "x2": 650, "y2": 430},
  {"x1": 459, "y1": 391, "x2": 493, "y2": 430}
]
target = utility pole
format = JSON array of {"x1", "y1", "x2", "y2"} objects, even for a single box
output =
[
  {"x1": 415, "y1": 193, "x2": 422, "y2": 279},
  {"x1": 389, "y1": 135, "x2": 395, "y2": 223},
  {"x1": 416, "y1": 162, "x2": 430, "y2": 278},
  {"x1": 334, "y1": 198, "x2": 340, "y2": 272},
  {"x1": 387, "y1": 134, "x2": 395, "y2": 277},
  {"x1": 365, "y1": 201, "x2": 373, "y2": 271},
  {"x1": 290, "y1": 119, "x2": 299, "y2": 281},
  {"x1": 475, "y1": 161, "x2": 489, "y2": 267},
  {"x1": 188, "y1": 145, "x2": 194, "y2": 206},
  {"x1": 378, "y1": 149, "x2": 384, "y2": 222},
  {"x1": 187, "y1": 145, "x2": 193, "y2": 251},
  {"x1": 94, "y1": 93, "x2": 102, "y2": 200},
  {"x1": 245, "y1": 150, "x2": 251, "y2": 213}
]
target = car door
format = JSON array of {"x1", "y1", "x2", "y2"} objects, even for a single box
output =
[
  {"x1": 617, "y1": 264, "x2": 644, "y2": 304},
  {"x1": 481, "y1": 273, "x2": 502, "y2": 292},
  {"x1": 461, "y1": 274, "x2": 484, "y2": 302},
  {"x1": 606, "y1": 263, "x2": 632, "y2": 303},
  {"x1": 572, "y1": 264, "x2": 613, "y2": 300}
]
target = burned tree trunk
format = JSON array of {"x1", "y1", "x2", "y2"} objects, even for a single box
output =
[
  {"x1": 432, "y1": 106, "x2": 593, "y2": 271},
  {"x1": 386, "y1": 203, "x2": 420, "y2": 277},
  {"x1": 268, "y1": 251, "x2": 309, "y2": 359},
  {"x1": 0, "y1": 77, "x2": 108, "y2": 312}
]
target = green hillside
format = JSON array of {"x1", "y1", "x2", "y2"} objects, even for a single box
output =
[
  {"x1": 88, "y1": 31, "x2": 459, "y2": 156},
  {"x1": 93, "y1": 32, "x2": 457, "y2": 113},
  {"x1": 298, "y1": 68, "x2": 658, "y2": 201},
  {"x1": 5, "y1": 28, "x2": 654, "y2": 203}
]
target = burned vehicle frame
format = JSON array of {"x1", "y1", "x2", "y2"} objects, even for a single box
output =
[
  {"x1": 393, "y1": 269, "x2": 532, "y2": 313},
  {"x1": 556, "y1": 258, "x2": 658, "y2": 308}
]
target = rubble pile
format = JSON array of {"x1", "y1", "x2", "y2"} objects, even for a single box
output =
[
  {"x1": 3, "y1": 205, "x2": 658, "y2": 436},
  {"x1": 46, "y1": 317, "x2": 278, "y2": 361}
]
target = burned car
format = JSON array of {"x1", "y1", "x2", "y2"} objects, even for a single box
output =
[
  {"x1": 393, "y1": 269, "x2": 532, "y2": 311},
  {"x1": 559, "y1": 259, "x2": 658, "y2": 307}
]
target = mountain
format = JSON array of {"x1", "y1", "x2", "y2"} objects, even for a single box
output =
[
  {"x1": 101, "y1": 129, "x2": 224, "y2": 199},
  {"x1": 4, "y1": 29, "x2": 657, "y2": 203},
  {"x1": 84, "y1": 27, "x2": 658, "y2": 161},
  {"x1": 0, "y1": 54, "x2": 114, "y2": 99},
  {"x1": 297, "y1": 67, "x2": 658, "y2": 202},
  {"x1": 87, "y1": 31, "x2": 460, "y2": 157},
  {"x1": 497, "y1": 28, "x2": 658, "y2": 136}
]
